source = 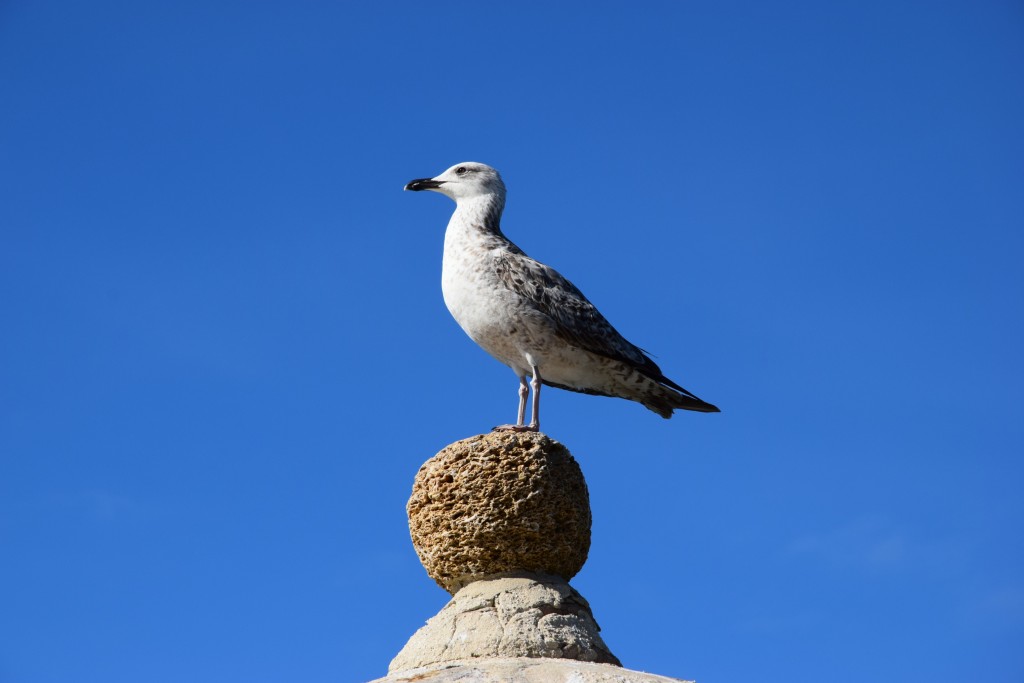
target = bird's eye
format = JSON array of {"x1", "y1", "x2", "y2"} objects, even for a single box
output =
[{"x1": 455, "y1": 166, "x2": 467, "y2": 175}]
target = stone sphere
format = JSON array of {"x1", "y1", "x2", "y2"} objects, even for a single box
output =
[{"x1": 407, "y1": 431, "x2": 591, "y2": 593}]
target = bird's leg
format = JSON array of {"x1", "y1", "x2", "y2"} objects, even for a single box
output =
[
  {"x1": 516, "y1": 375, "x2": 529, "y2": 425},
  {"x1": 493, "y1": 374, "x2": 539, "y2": 433},
  {"x1": 528, "y1": 365, "x2": 541, "y2": 431}
]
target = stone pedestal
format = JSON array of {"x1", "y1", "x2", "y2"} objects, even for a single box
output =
[
  {"x1": 372, "y1": 431, "x2": 692, "y2": 683},
  {"x1": 407, "y1": 431, "x2": 590, "y2": 593},
  {"x1": 389, "y1": 573, "x2": 618, "y2": 671},
  {"x1": 372, "y1": 659, "x2": 691, "y2": 683}
]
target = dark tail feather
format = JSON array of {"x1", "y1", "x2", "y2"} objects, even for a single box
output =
[
  {"x1": 645, "y1": 380, "x2": 720, "y2": 418},
  {"x1": 673, "y1": 393, "x2": 720, "y2": 413},
  {"x1": 659, "y1": 376, "x2": 720, "y2": 414}
]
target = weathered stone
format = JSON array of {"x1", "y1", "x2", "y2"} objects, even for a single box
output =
[
  {"x1": 388, "y1": 574, "x2": 619, "y2": 673},
  {"x1": 407, "y1": 431, "x2": 590, "y2": 593},
  {"x1": 370, "y1": 658, "x2": 694, "y2": 683}
]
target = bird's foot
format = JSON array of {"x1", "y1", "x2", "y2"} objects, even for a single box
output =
[{"x1": 492, "y1": 423, "x2": 539, "y2": 433}]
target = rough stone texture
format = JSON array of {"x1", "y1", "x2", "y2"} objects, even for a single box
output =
[
  {"x1": 370, "y1": 658, "x2": 693, "y2": 683},
  {"x1": 389, "y1": 574, "x2": 620, "y2": 673},
  {"x1": 408, "y1": 431, "x2": 590, "y2": 593}
]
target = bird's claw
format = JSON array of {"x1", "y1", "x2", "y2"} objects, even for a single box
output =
[{"x1": 492, "y1": 424, "x2": 539, "y2": 433}]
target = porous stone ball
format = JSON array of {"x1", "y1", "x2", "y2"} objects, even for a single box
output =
[{"x1": 407, "y1": 431, "x2": 591, "y2": 593}]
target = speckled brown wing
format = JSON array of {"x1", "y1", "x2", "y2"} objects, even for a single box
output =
[
  {"x1": 493, "y1": 249, "x2": 663, "y2": 373},
  {"x1": 492, "y1": 247, "x2": 719, "y2": 409}
]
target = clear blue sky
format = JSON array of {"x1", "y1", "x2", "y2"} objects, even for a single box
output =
[{"x1": 1, "y1": 2, "x2": 1022, "y2": 682}]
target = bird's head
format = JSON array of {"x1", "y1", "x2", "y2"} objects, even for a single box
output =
[{"x1": 404, "y1": 162, "x2": 506, "y2": 203}]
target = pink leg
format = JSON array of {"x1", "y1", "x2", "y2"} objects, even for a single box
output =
[
  {"x1": 528, "y1": 365, "x2": 541, "y2": 431},
  {"x1": 493, "y1": 372, "x2": 540, "y2": 433},
  {"x1": 516, "y1": 376, "x2": 528, "y2": 425}
]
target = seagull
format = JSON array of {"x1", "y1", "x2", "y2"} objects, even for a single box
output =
[{"x1": 405, "y1": 162, "x2": 719, "y2": 432}]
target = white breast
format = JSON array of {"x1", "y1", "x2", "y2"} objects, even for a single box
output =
[{"x1": 441, "y1": 213, "x2": 533, "y2": 376}]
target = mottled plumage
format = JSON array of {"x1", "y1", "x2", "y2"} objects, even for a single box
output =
[{"x1": 405, "y1": 161, "x2": 719, "y2": 431}]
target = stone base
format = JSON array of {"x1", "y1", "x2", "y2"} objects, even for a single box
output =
[
  {"x1": 388, "y1": 573, "x2": 619, "y2": 673},
  {"x1": 408, "y1": 431, "x2": 591, "y2": 593},
  {"x1": 370, "y1": 658, "x2": 693, "y2": 683}
]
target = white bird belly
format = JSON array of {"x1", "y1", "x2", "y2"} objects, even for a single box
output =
[
  {"x1": 441, "y1": 219, "x2": 588, "y2": 382},
  {"x1": 442, "y1": 259, "x2": 533, "y2": 372}
]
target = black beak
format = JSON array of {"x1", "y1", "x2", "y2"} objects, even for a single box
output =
[{"x1": 404, "y1": 177, "x2": 444, "y2": 191}]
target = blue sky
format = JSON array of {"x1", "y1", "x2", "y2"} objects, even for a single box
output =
[{"x1": 1, "y1": 2, "x2": 1022, "y2": 682}]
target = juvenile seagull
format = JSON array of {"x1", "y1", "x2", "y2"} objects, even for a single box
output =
[{"x1": 405, "y1": 162, "x2": 719, "y2": 432}]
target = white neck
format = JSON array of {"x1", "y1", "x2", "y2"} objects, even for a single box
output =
[
  {"x1": 443, "y1": 193, "x2": 508, "y2": 270},
  {"x1": 451, "y1": 193, "x2": 504, "y2": 231}
]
